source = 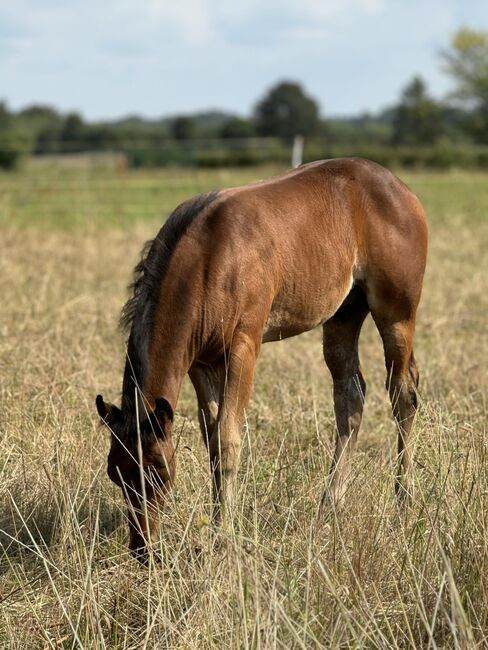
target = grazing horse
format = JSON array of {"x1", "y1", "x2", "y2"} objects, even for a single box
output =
[{"x1": 96, "y1": 158, "x2": 428, "y2": 561}]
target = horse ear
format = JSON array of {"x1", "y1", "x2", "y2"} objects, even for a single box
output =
[
  {"x1": 96, "y1": 394, "x2": 121, "y2": 425},
  {"x1": 152, "y1": 397, "x2": 174, "y2": 436}
]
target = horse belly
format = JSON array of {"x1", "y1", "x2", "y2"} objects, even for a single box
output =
[{"x1": 262, "y1": 272, "x2": 354, "y2": 343}]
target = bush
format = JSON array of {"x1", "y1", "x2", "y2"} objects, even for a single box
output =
[
  {"x1": 0, "y1": 130, "x2": 32, "y2": 170},
  {"x1": 302, "y1": 142, "x2": 488, "y2": 171},
  {"x1": 0, "y1": 101, "x2": 32, "y2": 169}
]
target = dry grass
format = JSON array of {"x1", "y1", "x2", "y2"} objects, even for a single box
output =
[{"x1": 0, "y1": 165, "x2": 487, "y2": 648}]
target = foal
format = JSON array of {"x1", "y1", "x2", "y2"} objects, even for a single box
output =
[{"x1": 96, "y1": 158, "x2": 428, "y2": 560}]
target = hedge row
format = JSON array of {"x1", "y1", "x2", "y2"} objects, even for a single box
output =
[
  {"x1": 4, "y1": 138, "x2": 488, "y2": 171},
  {"x1": 127, "y1": 141, "x2": 488, "y2": 170}
]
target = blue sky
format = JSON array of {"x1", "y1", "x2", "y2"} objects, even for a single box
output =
[{"x1": 1, "y1": 0, "x2": 487, "y2": 120}]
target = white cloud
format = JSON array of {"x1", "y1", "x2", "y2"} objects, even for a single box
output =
[
  {"x1": 1, "y1": 0, "x2": 487, "y2": 118},
  {"x1": 293, "y1": 0, "x2": 385, "y2": 19},
  {"x1": 144, "y1": 0, "x2": 214, "y2": 43}
]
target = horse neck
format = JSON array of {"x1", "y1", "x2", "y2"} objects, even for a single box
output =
[
  {"x1": 123, "y1": 311, "x2": 196, "y2": 418},
  {"x1": 122, "y1": 244, "x2": 204, "y2": 416},
  {"x1": 144, "y1": 329, "x2": 190, "y2": 410}
]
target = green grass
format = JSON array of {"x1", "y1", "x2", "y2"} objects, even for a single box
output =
[
  {"x1": 2, "y1": 158, "x2": 488, "y2": 229},
  {"x1": 0, "y1": 161, "x2": 487, "y2": 648},
  {"x1": 0, "y1": 161, "x2": 280, "y2": 230}
]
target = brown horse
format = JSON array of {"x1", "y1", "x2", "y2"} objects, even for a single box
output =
[{"x1": 96, "y1": 158, "x2": 428, "y2": 561}]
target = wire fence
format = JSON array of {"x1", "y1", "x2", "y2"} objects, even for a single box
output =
[
  {"x1": 3, "y1": 136, "x2": 488, "y2": 228},
  {"x1": 0, "y1": 159, "x2": 286, "y2": 228},
  {"x1": 0, "y1": 136, "x2": 295, "y2": 160},
  {"x1": 3, "y1": 136, "x2": 488, "y2": 172}
]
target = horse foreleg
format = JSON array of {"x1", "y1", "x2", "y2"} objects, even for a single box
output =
[
  {"x1": 209, "y1": 331, "x2": 259, "y2": 523},
  {"x1": 189, "y1": 361, "x2": 223, "y2": 448}
]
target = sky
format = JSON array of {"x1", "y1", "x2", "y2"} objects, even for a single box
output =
[{"x1": 1, "y1": 0, "x2": 488, "y2": 121}]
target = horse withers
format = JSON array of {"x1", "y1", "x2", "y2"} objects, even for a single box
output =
[{"x1": 96, "y1": 158, "x2": 428, "y2": 562}]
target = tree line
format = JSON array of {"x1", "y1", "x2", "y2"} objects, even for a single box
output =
[{"x1": 1, "y1": 27, "x2": 488, "y2": 169}]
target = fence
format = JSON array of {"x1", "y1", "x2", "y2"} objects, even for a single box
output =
[{"x1": 3, "y1": 136, "x2": 488, "y2": 171}]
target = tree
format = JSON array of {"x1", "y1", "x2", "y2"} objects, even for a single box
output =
[
  {"x1": 442, "y1": 27, "x2": 488, "y2": 142},
  {"x1": 84, "y1": 124, "x2": 120, "y2": 151},
  {"x1": 60, "y1": 112, "x2": 85, "y2": 152},
  {"x1": 391, "y1": 76, "x2": 443, "y2": 145},
  {"x1": 170, "y1": 116, "x2": 196, "y2": 140},
  {"x1": 0, "y1": 101, "x2": 31, "y2": 169},
  {"x1": 254, "y1": 81, "x2": 320, "y2": 139},
  {"x1": 220, "y1": 117, "x2": 255, "y2": 139},
  {"x1": 16, "y1": 105, "x2": 62, "y2": 154}
]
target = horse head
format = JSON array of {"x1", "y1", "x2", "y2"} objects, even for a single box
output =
[{"x1": 96, "y1": 394, "x2": 176, "y2": 563}]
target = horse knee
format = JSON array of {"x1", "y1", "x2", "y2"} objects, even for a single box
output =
[
  {"x1": 337, "y1": 370, "x2": 366, "y2": 403},
  {"x1": 409, "y1": 354, "x2": 419, "y2": 389},
  {"x1": 408, "y1": 385, "x2": 418, "y2": 410},
  {"x1": 388, "y1": 375, "x2": 418, "y2": 423}
]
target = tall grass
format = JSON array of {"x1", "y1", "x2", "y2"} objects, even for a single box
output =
[{"x1": 0, "y1": 167, "x2": 487, "y2": 648}]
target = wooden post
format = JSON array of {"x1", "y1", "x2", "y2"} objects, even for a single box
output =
[{"x1": 291, "y1": 135, "x2": 304, "y2": 168}]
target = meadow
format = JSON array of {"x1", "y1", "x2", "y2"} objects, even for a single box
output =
[{"x1": 0, "y1": 161, "x2": 487, "y2": 648}]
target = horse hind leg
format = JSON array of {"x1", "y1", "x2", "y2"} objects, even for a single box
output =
[
  {"x1": 370, "y1": 304, "x2": 420, "y2": 505},
  {"x1": 321, "y1": 285, "x2": 370, "y2": 511}
]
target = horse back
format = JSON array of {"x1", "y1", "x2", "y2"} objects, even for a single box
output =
[{"x1": 163, "y1": 158, "x2": 427, "y2": 354}]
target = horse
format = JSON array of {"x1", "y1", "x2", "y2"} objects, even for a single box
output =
[{"x1": 96, "y1": 158, "x2": 428, "y2": 562}]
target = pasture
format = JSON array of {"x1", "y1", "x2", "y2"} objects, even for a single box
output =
[{"x1": 0, "y1": 162, "x2": 487, "y2": 648}]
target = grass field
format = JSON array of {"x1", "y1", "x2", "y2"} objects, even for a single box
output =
[{"x1": 1, "y1": 162, "x2": 487, "y2": 648}]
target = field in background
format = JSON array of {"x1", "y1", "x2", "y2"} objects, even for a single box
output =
[
  {"x1": 0, "y1": 163, "x2": 487, "y2": 648},
  {"x1": 2, "y1": 157, "x2": 488, "y2": 229}
]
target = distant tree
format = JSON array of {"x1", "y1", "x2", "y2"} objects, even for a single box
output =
[
  {"x1": 442, "y1": 27, "x2": 488, "y2": 142},
  {"x1": 440, "y1": 106, "x2": 475, "y2": 143},
  {"x1": 254, "y1": 81, "x2": 321, "y2": 139},
  {"x1": 18, "y1": 105, "x2": 63, "y2": 153},
  {"x1": 60, "y1": 112, "x2": 85, "y2": 152},
  {"x1": 84, "y1": 124, "x2": 120, "y2": 151},
  {"x1": 0, "y1": 101, "x2": 30, "y2": 169},
  {"x1": 36, "y1": 125, "x2": 63, "y2": 154},
  {"x1": 187, "y1": 111, "x2": 232, "y2": 138},
  {"x1": 0, "y1": 102, "x2": 10, "y2": 127},
  {"x1": 19, "y1": 105, "x2": 61, "y2": 126},
  {"x1": 220, "y1": 117, "x2": 255, "y2": 139},
  {"x1": 170, "y1": 116, "x2": 196, "y2": 140},
  {"x1": 391, "y1": 76, "x2": 443, "y2": 145}
]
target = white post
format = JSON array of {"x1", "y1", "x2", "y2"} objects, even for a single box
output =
[{"x1": 291, "y1": 134, "x2": 304, "y2": 168}]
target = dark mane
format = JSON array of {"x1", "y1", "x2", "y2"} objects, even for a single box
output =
[
  {"x1": 119, "y1": 190, "x2": 219, "y2": 416},
  {"x1": 121, "y1": 190, "x2": 219, "y2": 333}
]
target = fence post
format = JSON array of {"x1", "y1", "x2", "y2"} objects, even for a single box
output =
[{"x1": 291, "y1": 135, "x2": 304, "y2": 168}]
